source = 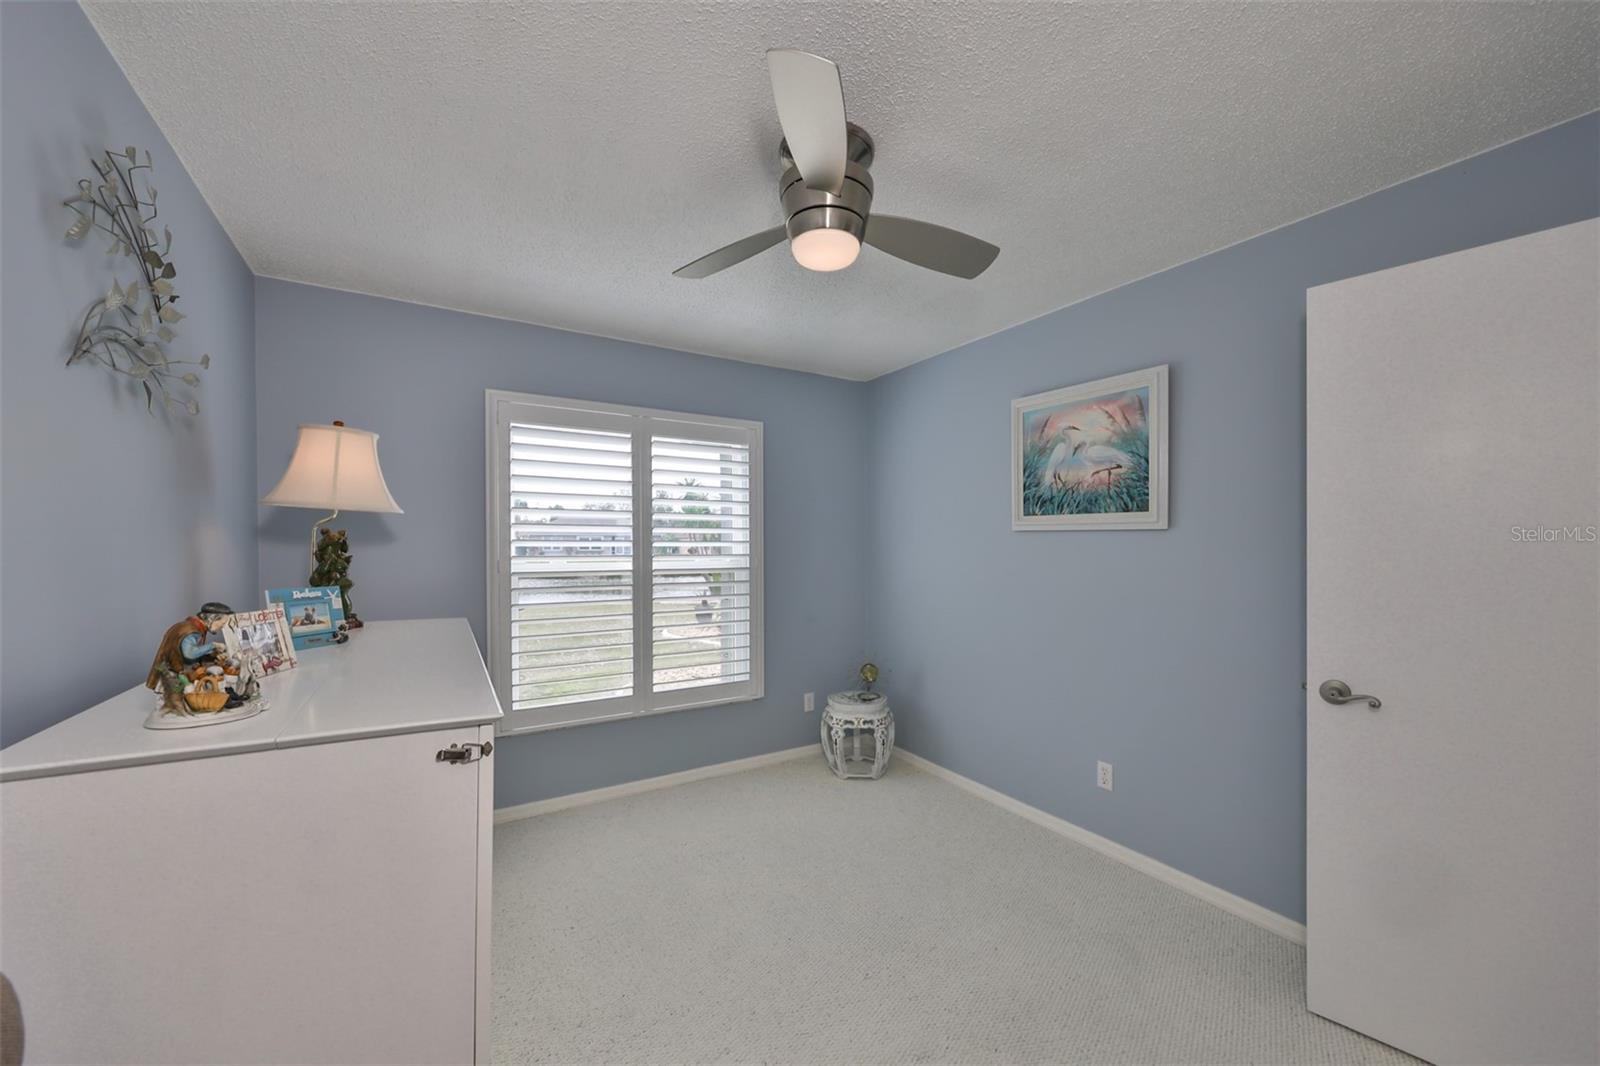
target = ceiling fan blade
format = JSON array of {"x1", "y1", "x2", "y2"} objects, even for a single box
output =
[
  {"x1": 766, "y1": 49, "x2": 847, "y2": 193},
  {"x1": 672, "y1": 226, "x2": 787, "y2": 279},
  {"x1": 863, "y1": 214, "x2": 1000, "y2": 279}
]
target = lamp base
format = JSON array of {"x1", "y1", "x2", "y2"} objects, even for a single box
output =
[{"x1": 308, "y1": 525, "x2": 362, "y2": 633}]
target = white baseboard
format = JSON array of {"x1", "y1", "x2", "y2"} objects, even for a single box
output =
[
  {"x1": 894, "y1": 750, "x2": 1307, "y2": 945},
  {"x1": 494, "y1": 744, "x2": 815, "y2": 824}
]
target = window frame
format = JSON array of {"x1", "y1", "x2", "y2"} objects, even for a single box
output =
[{"x1": 486, "y1": 389, "x2": 765, "y2": 735}]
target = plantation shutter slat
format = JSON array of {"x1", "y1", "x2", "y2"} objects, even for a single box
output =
[
  {"x1": 506, "y1": 419, "x2": 634, "y2": 712},
  {"x1": 650, "y1": 433, "x2": 754, "y2": 696}
]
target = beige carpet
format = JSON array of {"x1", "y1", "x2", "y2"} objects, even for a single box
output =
[{"x1": 493, "y1": 755, "x2": 1414, "y2": 1064}]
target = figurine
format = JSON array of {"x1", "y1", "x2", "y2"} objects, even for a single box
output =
[
  {"x1": 143, "y1": 603, "x2": 273, "y2": 730},
  {"x1": 145, "y1": 601, "x2": 233, "y2": 690}
]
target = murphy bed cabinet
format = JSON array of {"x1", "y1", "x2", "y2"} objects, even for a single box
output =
[{"x1": 0, "y1": 618, "x2": 501, "y2": 1064}]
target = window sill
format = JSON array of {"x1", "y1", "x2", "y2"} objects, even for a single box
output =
[{"x1": 494, "y1": 686, "x2": 764, "y2": 737}]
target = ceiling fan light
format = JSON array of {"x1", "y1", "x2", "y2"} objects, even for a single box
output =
[{"x1": 790, "y1": 228, "x2": 860, "y2": 272}]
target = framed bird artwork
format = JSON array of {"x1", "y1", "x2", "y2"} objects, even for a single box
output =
[{"x1": 1012, "y1": 365, "x2": 1169, "y2": 531}]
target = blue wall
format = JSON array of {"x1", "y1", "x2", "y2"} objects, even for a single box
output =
[
  {"x1": 253, "y1": 278, "x2": 868, "y2": 807},
  {"x1": 864, "y1": 112, "x2": 1600, "y2": 923},
  {"x1": 0, "y1": 1, "x2": 258, "y2": 745}
]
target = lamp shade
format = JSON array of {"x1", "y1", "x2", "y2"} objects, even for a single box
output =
[{"x1": 262, "y1": 423, "x2": 403, "y2": 514}]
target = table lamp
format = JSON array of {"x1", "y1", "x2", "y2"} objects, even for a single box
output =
[{"x1": 262, "y1": 421, "x2": 402, "y2": 628}]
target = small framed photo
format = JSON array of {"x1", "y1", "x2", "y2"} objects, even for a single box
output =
[
  {"x1": 1012, "y1": 364, "x2": 1169, "y2": 531},
  {"x1": 266, "y1": 586, "x2": 350, "y2": 651},
  {"x1": 216, "y1": 605, "x2": 298, "y2": 675}
]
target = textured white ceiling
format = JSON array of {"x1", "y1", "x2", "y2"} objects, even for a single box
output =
[{"x1": 83, "y1": 2, "x2": 1597, "y2": 380}]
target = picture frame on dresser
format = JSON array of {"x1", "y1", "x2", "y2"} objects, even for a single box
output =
[{"x1": 215, "y1": 605, "x2": 297, "y2": 675}]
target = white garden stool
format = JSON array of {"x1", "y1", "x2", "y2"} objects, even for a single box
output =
[{"x1": 820, "y1": 691, "x2": 894, "y2": 780}]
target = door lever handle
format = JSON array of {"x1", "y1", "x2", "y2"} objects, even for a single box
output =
[{"x1": 1318, "y1": 680, "x2": 1381, "y2": 710}]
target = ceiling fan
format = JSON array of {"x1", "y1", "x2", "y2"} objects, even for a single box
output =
[{"x1": 673, "y1": 49, "x2": 1000, "y2": 281}]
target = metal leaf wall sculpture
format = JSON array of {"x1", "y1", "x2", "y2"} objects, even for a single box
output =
[{"x1": 62, "y1": 147, "x2": 208, "y2": 415}]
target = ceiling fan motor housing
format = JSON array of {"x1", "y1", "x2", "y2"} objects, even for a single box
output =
[
  {"x1": 779, "y1": 124, "x2": 876, "y2": 245},
  {"x1": 781, "y1": 163, "x2": 873, "y2": 244}
]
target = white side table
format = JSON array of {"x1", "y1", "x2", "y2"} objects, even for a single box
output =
[{"x1": 820, "y1": 690, "x2": 894, "y2": 780}]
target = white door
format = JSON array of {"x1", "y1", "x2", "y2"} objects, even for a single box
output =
[{"x1": 1306, "y1": 219, "x2": 1598, "y2": 1065}]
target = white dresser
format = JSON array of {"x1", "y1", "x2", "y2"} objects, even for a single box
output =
[{"x1": 0, "y1": 618, "x2": 501, "y2": 1065}]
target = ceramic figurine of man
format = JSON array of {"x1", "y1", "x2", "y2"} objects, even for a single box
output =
[{"x1": 145, "y1": 602, "x2": 233, "y2": 690}]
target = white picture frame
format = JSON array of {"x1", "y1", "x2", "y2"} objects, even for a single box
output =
[
  {"x1": 215, "y1": 604, "x2": 299, "y2": 675},
  {"x1": 1012, "y1": 364, "x2": 1169, "y2": 531}
]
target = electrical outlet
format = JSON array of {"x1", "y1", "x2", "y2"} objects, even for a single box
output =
[
  {"x1": 1097, "y1": 761, "x2": 1113, "y2": 791},
  {"x1": 804, "y1": 692, "x2": 815, "y2": 713}
]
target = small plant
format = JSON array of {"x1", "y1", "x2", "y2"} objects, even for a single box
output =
[{"x1": 62, "y1": 147, "x2": 208, "y2": 415}]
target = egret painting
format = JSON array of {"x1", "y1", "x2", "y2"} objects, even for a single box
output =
[{"x1": 1011, "y1": 365, "x2": 1169, "y2": 530}]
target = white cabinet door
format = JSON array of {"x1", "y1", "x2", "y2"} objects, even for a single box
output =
[
  {"x1": 1306, "y1": 220, "x2": 1599, "y2": 1064},
  {"x1": 0, "y1": 727, "x2": 488, "y2": 1064}
]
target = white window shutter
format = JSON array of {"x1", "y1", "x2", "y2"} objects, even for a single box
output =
[
  {"x1": 650, "y1": 432, "x2": 754, "y2": 695},
  {"x1": 488, "y1": 392, "x2": 763, "y2": 733},
  {"x1": 506, "y1": 420, "x2": 635, "y2": 713}
]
